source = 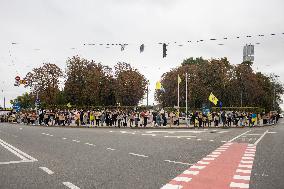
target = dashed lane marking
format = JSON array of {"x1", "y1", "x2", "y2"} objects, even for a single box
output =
[
  {"x1": 62, "y1": 138, "x2": 67, "y2": 140},
  {"x1": 62, "y1": 182, "x2": 80, "y2": 189},
  {"x1": 141, "y1": 134, "x2": 157, "y2": 136},
  {"x1": 39, "y1": 167, "x2": 54, "y2": 175},
  {"x1": 164, "y1": 160, "x2": 193, "y2": 166},
  {"x1": 164, "y1": 136, "x2": 197, "y2": 138},
  {"x1": 129, "y1": 152, "x2": 148, "y2": 158},
  {"x1": 106, "y1": 148, "x2": 116, "y2": 151}
]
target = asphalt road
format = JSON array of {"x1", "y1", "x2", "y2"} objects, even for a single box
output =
[{"x1": 0, "y1": 120, "x2": 283, "y2": 189}]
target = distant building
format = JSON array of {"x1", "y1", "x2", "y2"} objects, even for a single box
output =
[{"x1": 243, "y1": 44, "x2": 254, "y2": 62}]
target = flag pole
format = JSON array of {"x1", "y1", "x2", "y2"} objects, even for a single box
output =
[{"x1": 185, "y1": 73, "x2": 188, "y2": 126}]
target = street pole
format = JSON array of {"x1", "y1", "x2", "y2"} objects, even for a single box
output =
[
  {"x1": 178, "y1": 77, "x2": 180, "y2": 109},
  {"x1": 274, "y1": 88, "x2": 276, "y2": 110},
  {"x1": 185, "y1": 73, "x2": 188, "y2": 126},
  {"x1": 146, "y1": 84, "x2": 149, "y2": 107}
]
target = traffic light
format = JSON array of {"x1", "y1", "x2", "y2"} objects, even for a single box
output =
[{"x1": 163, "y1": 43, "x2": 167, "y2": 58}]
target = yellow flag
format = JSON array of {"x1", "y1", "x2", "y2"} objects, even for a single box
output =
[
  {"x1": 208, "y1": 92, "x2": 218, "y2": 105},
  {"x1": 156, "y1": 81, "x2": 162, "y2": 90},
  {"x1": 178, "y1": 75, "x2": 181, "y2": 84}
]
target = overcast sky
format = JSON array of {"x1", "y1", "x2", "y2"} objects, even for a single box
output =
[{"x1": 0, "y1": 0, "x2": 284, "y2": 108}]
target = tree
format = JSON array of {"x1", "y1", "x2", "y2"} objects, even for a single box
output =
[
  {"x1": 10, "y1": 92, "x2": 34, "y2": 109},
  {"x1": 64, "y1": 56, "x2": 89, "y2": 106},
  {"x1": 114, "y1": 62, "x2": 147, "y2": 106},
  {"x1": 156, "y1": 57, "x2": 284, "y2": 111},
  {"x1": 24, "y1": 63, "x2": 63, "y2": 106}
]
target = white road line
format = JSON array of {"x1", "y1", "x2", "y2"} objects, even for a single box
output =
[
  {"x1": 212, "y1": 152, "x2": 221, "y2": 154},
  {"x1": 161, "y1": 184, "x2": 183, "y2": 189},
  {"x1": 267, "y1": 131, "x2": 277, "y2": 134},
  {"x1": 106, "y1": 148, "x2": 116, "y2": 151},
  {"x1": 129, "y1": 152, "x2": 148, "y2": 158},
  {"x1": 228, "y1": 130, "x2": 251, "y2": 142},
  {"x1": 0, "y1": 160, "x2": 34, "y2": 165},
  {"x1": 39, "y1": 167, "x2": 54, "y2": 175},
  {"x1": 190, "y1": 165, "x2": 206, "y2": 170},
  {"x1": 230, "y1": 182, "x2": 249, "y2": 188},
  {"x1": 244, "y1": 154, "x2": 255, "y2": 157},
  {"x1": 197, "y1": 139, "x2": 202, "y2": 141},
  {"x1": 19, "y1": 128, "x2": 23, "y2": 130},
  {"x1": 164, "y1": 160, "x2": 192, "y2": 166},
  {"x1": 254, "y1": 130, "x2": 269, "y2": 145},
  {"x1": 0, "y1": 138, "x2": 37, "y2": 162},
  {"x1": 210, "y1": 140, "x2": 214, "y2": 142},
  {"x1": 173, "y1": 177, "x2": 192, "y2": 182},
  {"x1": 49, "y1": 135, "x2": 53, "y2": 137},
  {"x1": 62, "y1": 138, "x2": 67, "y2": 140},
  {"x1": 238, "y1": 164, "x2": 252, "y2": 169},
  {"x1": 164, "y1": 136, "x2": 197, "y2": 138},
  {"x1": 233, "y1": 175, "x2": 251, "y2": 181},
  {"x1": 242, "y1": 157, "x2": 254, "y2": 160},
  {"x1": 62, "y1": 182, "x2": 80, "y2": 189},
  {"x1": 207, "y1": 155, "x2": 219, "y2": 158},
  {"x1": 236, "y1": 169, "x2": 251, "y2": 174},
  {"x1": 183, "y1": 170, "x2": 199, "y2": 175},
  {"x1": 221, "y1": 141, "x2": 227, "y2": 143},
  {"x1": 247, "y1": 134, "x2": 262, "y2": 136},
  {"x1": 203, "y1": 157, "x2": 215, "y2": 160},
  {"x1": 197, "y1": 161, "x2": 210, "y2": 165},
  {"x1": 241, "y1": 160, "x2": 254, "y2": 164},
  {"x1": 141, "y1": 134, "x2": 157, "y2": 136}
]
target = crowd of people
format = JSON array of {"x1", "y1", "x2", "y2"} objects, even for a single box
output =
[{"x1": 1, "y1": 108, "x2": 280, "y2": 128}]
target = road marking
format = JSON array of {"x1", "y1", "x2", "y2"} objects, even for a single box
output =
[
  {"x1": 212, "y1": 152, "x2": 221, "y2": 154},
  {"x1": 106, "y1": 148, "x2": 116, "y2": 151},
  {"x1": 173, "y1": 177, "x2": 192, "y2": 182},
  {"x1": 161, "y1": 184, "x2": 183, "y2": 189},
  {"x1": 221, "y1": 141, "x2": 227, "y2": 143},
  {"x1": 62, "y1": 182, "x2": 80, "y2": 189},
  {"x1": 49, "y1": 135, "x2": 53, "y2": 137},
  {"x1": 197, "y1": 161, "x2": 210, "y2": 165},
  {"x1": 146, "y1": 131, "x2": 205, "y2": 134},
  {"x1": 247, "y1": 133, "x2": 262, "y2": 136},
  {"x1": 164, "y1": 136, "x2": 197, "y2": 138},
  {"x1": 19, "y1": 128, "x2": 23, "y2": 130},
  {"x1": 62, "y1": 138, "x2": 67, "y2": 140},
  {"x1": 0, "y1": 138, "x2": 37, "y2": 164},
  {"x1": 207, "y1": 155, "x2": 219, "y2": 158},
  {"x1": 183, "y1": 170, "x2": 199, "y2": 175},
  {"x1": 141, "y1": 134, "x2": 157, "y2": 136},
  {"x1": 254, "y1": 130, "x2": 269, "y2": 145},
  {"x1": 233, "y1": 175, "x2": 250, "y2": 181},
  {"x1": 85, "y1": 143, "x2": 94, "y2": 146},
  {"x1": 242, "y1": 157, "x2": 254, "y2": 160},
  {"x1": 218, "y1": 131, "x2": 229, "y2": 134},
  {"x1": 203, "y1": 157, "x2": 215, "y2": 160},
  {"x1": 197, "y1": 139, "x2": 202, "y2": 141},
  {"x1": 129, "y1": 152, "x2": 148, "y2": 158},
  {"x1": 267, "y1": 131, "x2": 277, "y2": 134},
  {"x1": 39, "y1": 167, "x2": 54, "y2": 175},
  {"x1": 241, "y1": 160, "x2": 253, "y2": 164},
  {"x1": 228, "y1": 130, "x2": 251, "y2": 142},
  {"x1": 238, "y1": 164, "x2": 252, "y2": 169},
  {"x1": 164, "y1": 160, "x2": 192, "y2": 166},
  {"x1": 230, "y1": 182, "x2": 249, "y2": 188},
  {"x1": 236, "y1": 169, "x2": 251, "y2": 174},
  {"x1": 190, "y1": 165, "x2": 205, "y2": 170},
  {"x1": 210, "y1": 140, "x2": 214, "y2": 142}
]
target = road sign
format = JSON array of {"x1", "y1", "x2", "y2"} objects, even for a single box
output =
[{"x1": 15, "y1": 76, "x2": 20, "y2": 81}]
